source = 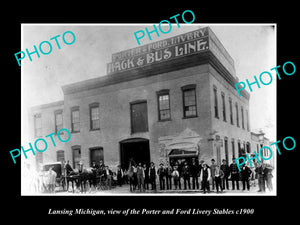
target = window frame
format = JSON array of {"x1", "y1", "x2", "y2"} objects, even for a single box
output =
[
  {"x1": 235, "y1": 102, "x2": 239, "y2": 128},
  {"x1": 229, "y1": 97, "x2": 234, "y2": 125},
  {"x1": 231, "y1": 138, "x2": 235, "y2": 159},
  {"x1": 54, "y1": 109, "x2": 63, "y2": 134},
  {"x1": 246, "y1": 109, "x2": 250, "y2": 131},
  {"x1": 34, "y1": 113, "x2": 42, "y2": 137},
  {"x1": 130, "y1": 100, "x2": 149, "y2": 134},
  {"x1": 156, "y1": 89, "x2": 171, "y2": 121},
  {"x1": 181, "y1": 84, "x2": 198, "y2": 119},
  {"x1": 71, "y1": 106, "x2": 80, "y2": 133},
  {"x1": 89, "y1": 146, "x2": 104, "y2": 167},
  {"x1": 72, "y1": 145, "x2": 81, "y2": 169},
  {"x1": 221, "y1": 92, "x2": 226, "y2": 122},
  {"x1": 213, "y1": 86, "x2": 219, "y2": 119},
  {"x1": 56, "y1": 150, "x2": 65, "y2": 162},
  {"x1": 241, "y1": 106, "x2": 245, "y2": 130},
  {"x1": 89, "y1": 102, "x2": 100, "y2": 131}
]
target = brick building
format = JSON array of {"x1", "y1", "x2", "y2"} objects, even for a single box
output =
[{"x1": 27, "y1": 26, "x2": 252, "y2": 171}]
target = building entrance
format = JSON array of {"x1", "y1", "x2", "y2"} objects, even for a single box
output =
[
  {"x1": 168, "y1": 149, "x2": 199, "y2": 166},
  {"x1": 120, "y1": 138, "x2": 150, "y2": 170}
]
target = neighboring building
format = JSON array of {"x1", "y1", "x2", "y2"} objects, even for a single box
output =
[
  {"x1": 27, "y1": 26, "x2": 252, "y2": 171},
  {"x1": 251, "y1": 132, "x2": 275, "y2": 167},
  {"x1": 28, "y1": 101, "x2": 65, "y2": 170}
]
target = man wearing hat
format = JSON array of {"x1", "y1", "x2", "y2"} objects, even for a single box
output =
[
  {"x1": 149, "y1": 162, "x2": 157, "y2": 191},
  {"x1": 229, "y1": 158, "x2": 240, "y2": 190},
  {"x1": 200, "y1": 163, "x2": 211, "y2": 193},
  {"x1": 182, "y1": 161, "x2": 191, "y2": 190},
  {"x1": 198, "y1": 160, "x2": 205, "y2": 190},
  {"x1": 220, "y1": 159, "x2": 230, "y2": 190},
  {"x1": 255, "y1": 163, "x2": 265, "y2": 192},
  {"x1": 157, "y1": 163, "x2": 166, "y2": 190}
]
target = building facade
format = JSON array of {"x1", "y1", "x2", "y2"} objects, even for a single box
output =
[
  {"x1": 27, "y1": 27, "x2": 253, "y2": 171},
  {"x1": 251, "y1": 132, "x2": 275, "y2": 167}
]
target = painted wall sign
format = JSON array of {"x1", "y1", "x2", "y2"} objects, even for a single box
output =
[{"x1": 107, "y1": 27, "x2": 209, "y2": 74}]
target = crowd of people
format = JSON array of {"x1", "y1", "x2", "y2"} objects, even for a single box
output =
[
  {"x1": 117, "y1": 158, "x2": 274, "y2": 194},
  {"x1": 25, "y1": 158, "x2": 273, "y2": 194}
]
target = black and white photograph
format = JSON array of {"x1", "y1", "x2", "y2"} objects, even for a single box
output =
[
  {"x1": 20, "y1": 24, "x2": 276, "y2": 196},
  {"x1": 4, "y1": 4, "x2": 298, "y2": 221}
]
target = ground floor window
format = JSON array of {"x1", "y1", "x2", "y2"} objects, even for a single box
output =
[
  {"x1": 56, "y1": 150, "x2": 65, "y2": 163},
  {"x1": 224, "y1": 137, "x2": 229, "y2": 163},
  {"x1": 72, "y1": 145, "x2": 81, "y2": 169},
  {"x1": 90, "y1": 147, "x2": 104, "y2": 167}
]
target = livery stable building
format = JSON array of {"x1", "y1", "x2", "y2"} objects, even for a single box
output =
[{"x1": 27, "y1": 27, "x2": 254, "y2": 172}]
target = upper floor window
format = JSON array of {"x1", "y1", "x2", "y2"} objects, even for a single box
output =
[
  {"x1": 221, "y1": 92, "x2": 226, "y2": 122},
  {"x1": 213, "y1": 86, "x2": 219, "y2": 118},
  {"x1": 90, "y1": 103, "x2": 100, "y2": 130},
  {"x1": 157, "y1": 90, "x2": 171, "y2": 121},
  {"x1": 34, "y1": 114, "x2": 42, "y2": 137},
  {"x1": 182, "y1": 84, "x2": 197, "y2": 118},
  {"x1": 229, "y1": 97, "x2": 233, "y2": 125},
  {"x1": 56, "y1": 150, "x2": 65, "y2": 163},
  {"x1": 241, "y1": 106, "x2": 245, "y2": 129},
  {"x1": 246, "y1": 109, "x2": 250, "y2": 131},
  {"x1": 235, "y1": 102, "x2": 239, "y2": 127},
  {"x1": 54, "y1": 110, "x2": 63, "y2": 134},
  {"x1": 130, "y1": 100, "x2": 149, "y2": 134},
  {"x1": 231, "y1": 138, "x2": 235, "y2": 159},
  {"x1": 71, "y1": 106, "x2": 80, "y2": 132}
]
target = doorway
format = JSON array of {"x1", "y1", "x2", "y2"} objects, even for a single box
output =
[{"x1": 120, "y1": 138, "x2": 150, "y2": 170}]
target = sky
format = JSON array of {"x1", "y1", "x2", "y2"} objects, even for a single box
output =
[{"x1": 21, "y1": 24, "x2": 276, "y2": 141}]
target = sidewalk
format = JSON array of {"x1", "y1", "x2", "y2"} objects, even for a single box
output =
[
  {"x1": 79, "y1": 183, "x2": 274, "y2": 195},
  {"x1": 50, "y1": 180, "x2": 275, "y2": 195}
]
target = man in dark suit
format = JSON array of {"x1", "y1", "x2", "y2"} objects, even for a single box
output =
[
  {"x1": 240, "y1": 163, "x2": 252, "y2": 191},
  {"x1": 165, "y1": 164, "x2": 173, "y2": 190},
  {"x1": 182, "y1": 161, "x2": 191, "y2": 190},
  {"x1": 263, "y1": 164, "x2": 274, "y2": 192},
  {"x1": 116, "y1": 165, "x2": 124, "y2": 187},
  {"x1": 103, "y1": 166, "x2": 113, "y2": 189},
  {"x1": 255, "y1": 163, "x2": 265, "y2": 192},
  {"x1": 149, "y1": 162, "x2": 157, "y2": 191},
  {"x1": 143, "y1": 164, "x2": 149, "y2": 190},
  {"x1": 200, "y1": 163, "x2": 211, "y2": 193},
  {"x1": 229, "y1": 158, "x2": 240, "y2": 190},
  {"x1": 198, "y1": 160, "x2": 204, "y2": 190},
  {"x1": 157, "y1": 163, "x2": 166, "y2": 190},
  {"x1": 177, "y1": 160, "x2": 184, "y2": 190},
  {"x1": 220, "y1": 159, "x2": 230, "y2": 190},
  {"x1": 190, "y1": 159, "x2": 199, "y2": 189}
]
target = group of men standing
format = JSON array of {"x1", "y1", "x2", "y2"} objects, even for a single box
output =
[
  {"x1": 151, "y1": 158, "x2": 253, "y2": 193},
  {"x1": 60, "y1": 157, "x2": 273, "y2": 194},
  {"x1": 125, "y1": 158, "x2": 273, "y2": 194}
]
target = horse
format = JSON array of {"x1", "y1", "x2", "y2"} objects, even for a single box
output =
[
  {"x1": 64, "y1": 167, "x2": 100, "y2": 193},
  {"x1": 127, "y1": 160, "x2": 137, "y2": 192},
  {"x1": 77, "y1": 168, "x2": 99, "y2": 193}
]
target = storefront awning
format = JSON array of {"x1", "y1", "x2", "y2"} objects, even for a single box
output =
[
  {"x1": 168, "y1": 149, "x2": 198, "y2": 158},
  {"x1": 158, "y1": 128, "x2": 202, "y2": 157}
]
